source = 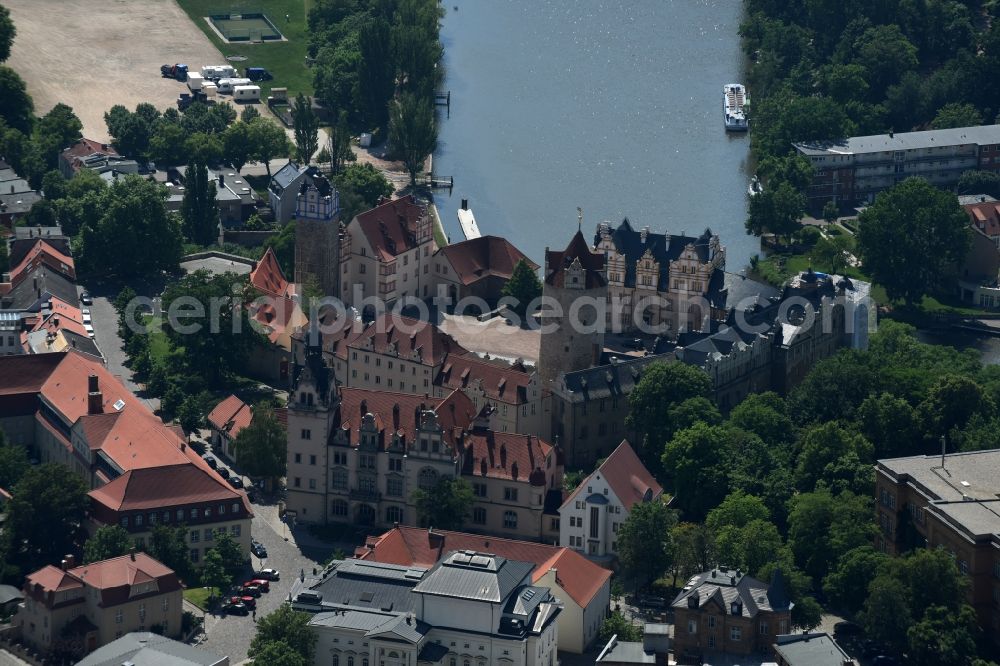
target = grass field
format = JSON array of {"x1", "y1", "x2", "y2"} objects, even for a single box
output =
[
  {"x1": 183, "y1": 587, "x2": 214, "y2": 610},
  {"x1": 175, "y1": 0, "x2": 314, "y2": 98}
]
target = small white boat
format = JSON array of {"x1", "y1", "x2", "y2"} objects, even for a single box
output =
[
  {"x1": 747, "y1": 175, "x2": 763, "y2": 197},
  {"x1": 724, "y1": 83, "x2": 749, "y2": 131}
]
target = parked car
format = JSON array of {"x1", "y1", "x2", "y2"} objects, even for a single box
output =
[
  {"x1": 228, "y1": 476, "x2": 244, "y2": 489},
  {"x1": 258, "y1": 568, "x2": 280, "y2": 581},
  {"x1": 80, "y1": 291, "x2": 92, "y2": 306},
  {"x1": 84, "y1": 323, "x2": 95, "y2": 339},
  {"x1": 250, "y1": 540, "x2": 267, "y2": 559},
  {"x1": 216, "y1": 467, "x2": 230, "y2": 479},
  {"x1": 247, "y1": 578, "x2": 270, "y2": 592},
  {"x1": 224, "y1": 601, "x2": 249, "y2": 616},
  {"x1": 241, "y1": 583, "x2": 262, "y2": 597},
  {"x1": 203, "y1": 455, "x2": 217, "y2": 469},
  {"x1": 230, "y1": 594, "x2": 256, "y2": 610}
]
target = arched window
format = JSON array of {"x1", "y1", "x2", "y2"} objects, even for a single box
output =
[
  {"x1": 331, "y1": 500, "x2": 348, "y2": 517},
  {"x1": 386, "y1": 506, "x2": 403, "y2": 523},
  {"x1": 333, "y1": 656, "x2": 339, "y2": 666},
  {"x1": 418, "y1": 467, "x2": 438, "y2": 491}
]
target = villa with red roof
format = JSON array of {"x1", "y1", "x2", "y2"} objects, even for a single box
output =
[
  {"x1": 355, "y1": 524, "x2": 612, "y2": 653},
  {"x1": 558, "y1": 440, "x2": 663, "y2": 562},
  {"x1": 17, "y1": 551, "x2": 182, "y2": 658},
  {"x1": 432, "y1": 235, "x2": 539, "y2": 306}
]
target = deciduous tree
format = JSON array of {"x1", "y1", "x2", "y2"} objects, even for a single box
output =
[
  {"x1": 599, "y1": 612, "x2": 643, "y2": 642},
  {"x1": 249, "y1": 117, "x2": 291, "y2": 178},
  {"x1": 84, "y1": 525, "x2": 133, "y2": 563},
  {"x1": 388, "y1": 92, "x2": 436, "y2": 186},
  {"x1": 500, "y1": 259, "x2": 542, "y2": 318},
  {"x1": 0, "y1": 3, "x2": 15, "y2": 62},
  {"x1": 233, "y1": 404, "x2": 287, "y2": 488},
  {"x1": 0, "y1": 65, "x2": 33, "y2": 133},
  {"x1": 411, "y1": 477, "x2": 474, "y2": 531},
  {"x1": 931, "y1": 102, "x2": 983, "y2": 129},
  {"x1": 200, "y1": 548, "x2": 230, "y2": 598},
  {"x1": 0, "y1": 429, "x2": 28, "y2": 488},
  {"x1": 292, "y1": 93, "x2": 319, "y2": 164},
  {"x1": 222, "y1": 121, "x2": 253, "y2": 172},
  {"x1": 181, "y1": 160, "x2": 220, "y2": 246},
  {"x1": 617, "y1": 501, "x2": 676, "y2": 590},
  {"x1": 8, "y1": 464, "x2": 88, "y2": 568},
  {"x1": 149, "y1": 524, "x2": 194, "y2": 583},
  {"x1": 249, "y1": 606, "x2": 317, "y2": 663}
]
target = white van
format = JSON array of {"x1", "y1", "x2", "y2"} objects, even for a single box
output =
[{"x1": 233, "y1": 85, "x2": 261, "y2": 102}]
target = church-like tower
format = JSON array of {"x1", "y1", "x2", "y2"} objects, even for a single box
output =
[{"x1": 293, "y1": 169, "x2": 342, "y2": 298}]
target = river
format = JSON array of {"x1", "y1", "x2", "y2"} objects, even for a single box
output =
[{"x1": 433, "y1": 0, "x2": 757, "y2": 269}]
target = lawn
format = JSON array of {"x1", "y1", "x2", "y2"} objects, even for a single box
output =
[
  {"x1": 141, "y1": 315, "x2": 171, "y2": 365},
  {"x1": 175, "y1": 0, "x2": 314, "y2": 99},
  {"x1": 183, "y1": 587, "x2": 214, "y2": 610}
]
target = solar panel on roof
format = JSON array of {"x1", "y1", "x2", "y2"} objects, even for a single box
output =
[
  {"x1": 469, "y1": 555, "x2": 491, "y2": 568},
  {"x1": 113, "y1": 399, "x2": 126, "y2": 411}
]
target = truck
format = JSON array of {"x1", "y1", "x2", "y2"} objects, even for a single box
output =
[
  {"x1": 246, "y1": 67, "x2": 273, "y2": 82},
  {"x1": 201, "y1": 64, "x2": 236, "y2": 80},
  {"x1": 233, "y1": 85, "x2": 261, "y2": 102},
  {"x1": 160, "y1": 63, "x2": 188, "y2": 81},
  {"x1": 216, "y1": 78, "x2": 252, "y2": 94},
  {"x1": 186, "y1": 72, "x2": 204, "y2": 91}
]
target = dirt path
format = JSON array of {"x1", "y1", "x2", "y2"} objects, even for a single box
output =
[{"x1": 5, "y1": 0, "x2": 224, "y2": 141}]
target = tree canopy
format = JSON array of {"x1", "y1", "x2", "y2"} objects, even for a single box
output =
[
  {"x1": 84, "y1": 525, "x2": 134, "y2": 564},
  {"x1": 292, "y1": 93, "x2": 319, "y2": 164},
  {"x1": 617, "y1": 501, "x2": 676, "y2": 589},
  {"x1": 7, "y1": 464, "x2": 89, "y2": 570},
  {"x1": 0, "y1": 3, "x2": 15, "y2": 62},
  {"x1": 500, "y1": 259, "x2": 542, "y2": 319},
  {"x1": 388, "y1": 92, "x2": 436, "y2": 186},
  {"x1": 181, "y1": 160, "x2": 220, "y2": 246},
  {"x1": 249, "y1": 606, "x2": 317, "y2": 664},
  {"x1": 411, "y1": 477, "x2": 474, "y2": 530},
  {"x1": 233, "y1": 404, "x2": 287, "y2": 486}
]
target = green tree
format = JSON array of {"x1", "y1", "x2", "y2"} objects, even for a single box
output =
[
  {"x1": 931, "y1": 102, "x2": 982, "y2": 130},
  {"x1": 34, "y1": 103, "x2": 83, "y2": 168},
  {"x1": 617, "y1": 501, "x2": 676, "y2": 590},
  {"x1": 250, "y1": 641, "x2": 307, "y2": 666},
  {"x1": 328, "y1": 111, "x2": 356, "y2": 176},
  {"x1": 786, "y1": 489, "x2": 873, "y2": 584},
  {"x1": 0, "y1": 65, "x2": 33, "y2": 133},
  {"x1": 918, "y1": 374, "x2": 996, "y2": 438},
  {"x1": 249, "y1": 606, "x2": 317, "y2": 663},
  {"x1": 211, "y1": 530, "x2": 246, "y2": 580},
  {"x1": 25, "y1": 199, "x2": 57, "y2": 226},
  {"x1": 661, "y1": 423, "x2": 732, "y2": 520},
  {"x1": 745, "y1": 181, "x2": 805, "y2": 242},
  {"x1": 627, "y1": 362, "x2": 712, "y2": 473},
  {"x1": 727, "y1": 392, "x2": 794, "y2": 447},
  {"x1": 8, "y1": 464, "x2": 88, "y2": 567},
  {"x1": 851, "y1": 24, "x2": 919, "y2": 97},
  {"x1": 334, "y1": 162, "x2": 391, "y2": 221},
  {"x1": 857, "y1": 393, "x2": 921, "y2": 459},
  {"x1": 41, "y1": 169, "x2": 67, "y2": 200},
  {"x1": 262, "y1": 221, "x2": 296, "y2": 276},
  {"x1": 104, "y1": 104, "x2": 158, "y2": 159},
  {"x1": 0, "y1": 430, "x2": 28, "y2": 488},
  {"x1": 411, "y1": 477, "x2": 474, "y2": 530},
  {"x1": 908, "y1": 605, "x2": 981, "y2": 666},
  {"x1": 200, "y1": 548, "x2": 231, "y2": 598},
  {"x1": 862, "y1": 576, "x2": 913, "y2": 655},
  {"x1": 232, "y1": 404, "x2": 287, "y2": 488},
  {"x1": 241, "y1": 105, "x2": 260, "y2": 123},
  {"x1": 388, "y1": 92, "x2": 437, "y2": 186},
  {"x1": 83, "y1": 525, "x2": 133, "y2": 563},
  {"x1": 667, "y1": 397, "x2": 722, "y2": 432},
  {"x1": 957, "y1": 170, "x2": 1000, "y2": 199},
  {"x1": 811, "y1": 235, "x2": 851, "y2": 274},
  {"x1": 248, "y1": 117, "x2": 291, "y2": 178},
  {"x1": 823, "y1": 545, "x2": 887, "y2": 614},
  {"x1": 599, "y1": 611, "x2": 643, "y2": 642},
  {"x1": 0, "y1": 233, "x2": 7, "y2": 274},
  {"x1": 222, "y1": 121, "x2": 253, "y2": 172},
  {"x1": 794, "y1": 422, "x2": 873, "y2": 494},
  {"x1": 148, "y1": 122, "x2": 189, "y2": 167},
  {"x1": 292, "y1": 93, "x2": 319, "y2": 164},
  {"x1": 0, "y1": 3, "x2": 15, "y2": 62},
  {"x1": 500, "y1": 259, "x2": 542, "y2": 318},
  {"x1": 149, "y1": 524, "x2": 194, "y2": 583},
  {"x1": 77, "y1": 175, "x2": 182, "y2": 279},
  {"x1": 357, "y1": 17, "x2": 395, "y2": 129},
  {"x1": 705, "y1": 490, "x2": 770, "y2": 533},
  {"x1": 181, "y1": 160, "x2": 219, "y2": 246},
  {"x1": 821, "y1": 200, "x2": 839, "y2": 224},
  {"x1": 857, "y1": 178, "x2": 971, "y2": 306},
  {"x1": 670, "y1": 522, "x2": 716, "y2": 579}
]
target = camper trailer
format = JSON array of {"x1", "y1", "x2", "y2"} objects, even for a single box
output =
[{"x1": 233, "y1": 85, "x2": 261, "y2": 102}]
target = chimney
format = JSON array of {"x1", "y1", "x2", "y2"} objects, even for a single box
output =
[
  {"x1": 360, "y1": 399, "x2": 368, "y2": 418},
  {"x1": 889, "y1": 128, "x2": 894, "y2": 138},
  {"x1": 511, "y1": 461, "x2": 519, "y2": 480},
  {"x1": 219, "y1": 174, "x2": 225, "y2": 186},
  {"x1": 461, "y1": 198, "x2": 468, "y2": 210},
  {"x1": 392, "y1": 403, "x2": 400, "y2": 431},
  {"x1": 129, "y1": 547, "x2": 136, "y2": 561},
  {"x1": 87, "y1": 374, "x2": 103, "y2": 414},
  {"x1": 61, "y1": 554, "x2": 75, "y2": 570}
]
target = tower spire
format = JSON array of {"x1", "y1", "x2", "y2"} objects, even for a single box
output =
[{"x1": 576, "y1": 207, "x2": 583, "y2": 231}]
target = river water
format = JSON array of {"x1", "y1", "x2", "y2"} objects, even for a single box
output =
[{"x1": 433, "y1": 0, "x2": 757, "y2": 268}]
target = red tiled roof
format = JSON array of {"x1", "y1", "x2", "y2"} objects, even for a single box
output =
[
  {"x1": 965, "y1": 201, "x2": 1000, "y2": 238},
  {"x1": 544, "y1": 230, "x2": 606, "y2": 288},
  {"x1": 250, "y1": 295, "x2": 305, "y2": 344},
  {"x1": 354, "y1": 195, "x2": 427, "y2": 261},
  {"x1": 355, "y1": 525, "x2": 611, "y2": 607},
  {"x1": 27, "y1": 552, "x2": 182, "y2": 609},
  {"x1": 337, "y1": 387, "x2": 477, "y2": 450},
  {"x1": 9, "y1": 239, "x2": 76, "y2": 284},
  {"x1": 250, "y1": 247, "x2": 291, "y2": 298},
  {"x1": 207, "y1": 395, "x2": 253, "y2": 439},
  {"x1": 460, "y1": 431, "x2": 553, "y2": 483},
  {"x1": 60, "y1": 138, "x2": 118, "y2": 162},
  {"x1": 26, "y1": 566, "x2": 84, "y2": 594},
  {"x1": 438, "y1": 236, "x2": 538, "y2": 287},
  {"x1": 28, "y1": 296, "x2": 88, "y2": 339},
  {"x1": 350, "y1": 314, "x2": 467, "y2": 367},
  {"x1": 66, "y1": 552, "x2": 174, "y2": 591},
  {"x1": 436, "y1": 355, "x2": 532, "y2": 405},
  {"x1": 564, "y1": 440, "x2": 662, "y2": 510},
  {"x1": 89, "y1": 464, "x2": 246, "y2": 512},
  {"x1": 0, "y1": 353, "x2": 64, "y2": 395}
]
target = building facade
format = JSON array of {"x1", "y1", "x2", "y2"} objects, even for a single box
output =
[
  {"x1": 17, "y1": 552, "x2": 182, "y2": 658},
  {"x1": 294, "y1": 170, "x2": 342, "y2": 297}
]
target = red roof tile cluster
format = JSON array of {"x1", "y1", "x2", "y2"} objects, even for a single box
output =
[
  {"x1": 60, "y1": 138, "x2": 118, "y2": 163},
  {"x1": 9, "y1": 239, "x2": 76, "y2": 284},
  {"x1": 89, "y1": 464, "x2": 248, "y2": 512},
  {"x1": 207, "y1": 394, "x2": 253, "y2": 440},
  {"x1": 250, "y1": 247, "x2": 292, "y2": 298},
  {"x1": 0, "y1": 350, "x2": 64, "y2": 396},
  {"x1": 563, "y1": 440, "x2": 662, "y2": 511},
  {"x1": 354, "y1": 195, "x2": 428, "y2": 261},
  {"x1": 355, "y1": 525, "x2": 611, "y2": 607},
  {"x1": 436, "y1": 355, "x2": 532, "y2": 404},
  {"x1": 26, "y1": 296, "x2": 88, "y2": 340},
  {"x1": 350, "y1": 314, "x2": 467, "y2": 367},
  {"x1": 438, "y1": 236, "x2": 538, "y2": 286},
  {"x1": 544, "y1": 230, "x2": 606, "y2": 288},
  {"x1": 965, "y1": 200, "x2": 1000, "y2": 239},
  {"x1": 336, "y1": 387, "x2": 477, "y2": 450},
  {"x1": 460, "y1": 431, "x2": 553, "y2": 484},
  {"x1": 26, "y1": 552, "x2": 181, "y2": 609}
]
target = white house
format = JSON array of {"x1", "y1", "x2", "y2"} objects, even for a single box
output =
[{"x1": 558, "y1": 440, "x2": 663, "y2": 561}]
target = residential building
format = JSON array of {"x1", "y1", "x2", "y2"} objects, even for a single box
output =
[
  {"x1": 207, "y1": 169, "x2": 259, "y2": 228},
  {"x1": 595, "y1": 631, "x2": 664, "y2": 665},
  {"x1": 433, "y1": 235, "x2": 539, "y2": 307},
  {"x1": 76, "y1": 631, "x2": 229, "y2": 666},
  {"x1": 247, "y1": 248, "x2": 306, "y2": 383},
  {"x1": 291, "y1": 552, "x2": 561, "y2": 666},
  {"x1": 267, "y1": 161, "x2": 310, "y2": 223},
  {"x1": 674, "y1": 324, "x2": 775, "y2": 412},
  {"x1": 594, "y1": 220, "x2": 727, "y2": 334},
  {"x1": 537, "y1": 230, "x2": 607, "y2": 387},
  {"x1": 285, "y1": 344, "x2": 563, "y2": 541},
  {"x1": 794, "y1": 124, "x2": 1000, "y2": 212},
  {"x1": 354, "y1": 524, "x2": 612, "y2": 653},
  {"x1": 875, "y1": 449, "x2": 1000, "y2": 646},
  {"x1": 0, "y1": 351, "x2": 252, "y2": 561},
  {"x1": 671, "y1": 567, "x2": 792, "y2": 662},
  {"x1": 17, "y1": 552, "x2": 182, "y2": 657},
  {"x1": 958, "y1": 195, "x2": 1000, "y2": 307},
  {"x1": 206, "y1": 394, "x2": 287, "y2": 460},
  {"x1": 0, "y1": 310, "x2": 20, "y2": 355},
  {"x1": 772, "y1": 632, "x2": 856, "y2": 666},
  {"x1": 558, "y1": 441, "x2": 662, "y2": 561},
  {"x1": 339, "y1": 195, "x2": 436, "y2": 308},
  {"x1": 57, "y1": 139, "x2": 137, "y2": 180}
]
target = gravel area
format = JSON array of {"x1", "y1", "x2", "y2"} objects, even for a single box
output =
[{"x1": 4, "y1": 0, "x2": 224, "y2": 141}]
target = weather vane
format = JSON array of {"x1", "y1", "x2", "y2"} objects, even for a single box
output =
[{"x1": 577, "y1": 207, "x2": 583, "y2": 231}]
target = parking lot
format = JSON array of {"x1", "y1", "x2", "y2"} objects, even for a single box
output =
[{"x1": 4, "y1": 0, "x2": 225, "y2": 141}]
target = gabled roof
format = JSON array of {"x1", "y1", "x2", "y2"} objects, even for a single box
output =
[
  {"x1": 88, "y1": 464, "x2": 248, "y2": 512},
  {"x1": 355, "y1": 525, "x2": 611, "y2": 607},
  {"x1": 671, "y1": 567, "x2": 791, "y2": 617},
  {"x1": 270, "y1": 161, "x2": 307, "y2": 190},
  {"x1": 350, "y1": 314, "x2": 467, "y2": 366},
  {"x1": 4, "y1": 265, "x2": 79, "y2": 311},
  {"x1": 437, "y1": 236, "x2": 538, "y2": 286},
  {"x1": 60, "y1": 138, "x2": 119, "y2": 162},
  {"x1": 250, "y1": 295, "x2": 307, "y2": 346},
  {"x1": 435, "y1": 354, "x2": 533, "y2": 405},
  {"x1": 76, "y1": 632, "x2": 227, "y2": 666},
  {"x1": 964, "y1": 200, "x2": 1000, "y2": 238},
  {"x1": 9, "y1": 239, "x2": 76, "y2": 284},
  {"x1": 460, "y1": 431, "x2": 553, "y2": 484},
  {"x1": 544, "y1": 230, "x2": 606, "y2": 288},
  {"x1": 561, "y1": 440, "x2": 662, "y2": 512},
  {"x1": 206, "y1": 394, "x2": 253, "y2": 439},
  {"x1": 249, "y1": 247, "x2": 291, "y2": 298},
  {"x1": 412, "y1": 550, "x2": 535, "y2": 603},
  {"x1": 596, "y1": 219, "x2": 716, "y2": 290},
  {"x1": 353, "y1": 195, "x2": 427, "y2": 261},
  {"x1": 336, "y1": 387, "x2": 477, "y2": 451}
]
